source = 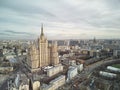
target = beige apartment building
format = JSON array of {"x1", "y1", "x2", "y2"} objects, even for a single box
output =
[{"x1": 27, "y1": 25, "x2": 59, "y2": 71}]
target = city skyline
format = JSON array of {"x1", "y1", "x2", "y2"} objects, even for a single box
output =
[{"x1": 0, "y1": 0, "x2": 120, "y2": 40}]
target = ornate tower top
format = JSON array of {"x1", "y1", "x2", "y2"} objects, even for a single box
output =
[
  {"x1": 93, "y1": 36, "x2": 96, "y2": 43},
  {"x1": 40, "y1": 23, "x2": 47, "y2": 42},
  {"x1": 41, "y1": 23, "x2": 44, "y2": 36}
]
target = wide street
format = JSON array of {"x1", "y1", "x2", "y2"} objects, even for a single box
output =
[
  {"x1": 58, "y1": 58, "x2": 120, "y2": 90},
  {"x1": 0, "y1": 56, "x2": 26, "y2": 90}
]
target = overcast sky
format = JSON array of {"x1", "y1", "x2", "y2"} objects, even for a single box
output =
[{"x1": 0, "y1": 0, "x2": 120, "y2": 40}]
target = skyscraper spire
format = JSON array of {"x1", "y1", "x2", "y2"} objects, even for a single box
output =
[
  {"x1": 93, "y1": 36, "x2": 96, "y2": 43},
  {"x1": 41, "y1": 23, "x2": 44, "y2": 36}
]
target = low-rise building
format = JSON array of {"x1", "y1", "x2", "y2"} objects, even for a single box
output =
[
  {"x1": 47, "y1": 64, "x2": 63, "y2": 77},
  {"x1": 41, "y1": 75, "x2": 65, "y2": 90},
  {"x1": 50, "y1": 75, "x2": 65, "y2": 90},
  {"x1": 0, "y1": 49, "x2": 3, "y2": 61},
  {"x1": 19, "y1": 84, "x2": 29, "y2": 90},
  {"x1": 67, "y1": 66, "x2": 78, "y2": 82},
  {"x1": 41, "y1": 84, "x2": 53, "y2": 90},
  {"x1": 9, "y1": 73, "x2": 30, "y2": 90},
  {"x1": 0, "y1": 67, "x2": 13, "y2": 74},
  {"x1": 113, "y1": 49, "x2": 120, "y2": 57},
  {"x1": 4, "y1": 52, "x2": 16, "y2": 60},
  {"x1": 69, "y1": 60, "x2": 76, "y2": 66},
  {"x1": 77, "y1": 64, "x2": 84, "y2": 72},
  {"x1": 33, "y1": 81, "x2": 40, "y2": 90}
]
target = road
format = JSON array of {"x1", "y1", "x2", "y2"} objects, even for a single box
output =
[
  {"x1": 58, "y1": 58, "x2": 120, "y2": 90},
  {"x1": 0, "y1": 57, "x2": 120, "y2": 90},
  {"x1": 0, "y1": 56, "x2": 26, "y2": 90},
  {"x1": 0, "y1": 70, "x2": 18, "y2": 90}
]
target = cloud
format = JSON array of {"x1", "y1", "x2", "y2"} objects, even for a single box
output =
[
  {"x1": 0, "y1": 29, "x2": 36, "y2": 39},
  {"x1": 4, "y1": 30, "x2": 34, "y2": 36},
  {"x1": 0, "y1": 32, "x2": 10, "y2": 36},
  {"x1": 0, "y1": 0, "x2": 55, "y2": 17},
  {"x1": 0, "y1": 0, "x2": 120, "y2": 39}
]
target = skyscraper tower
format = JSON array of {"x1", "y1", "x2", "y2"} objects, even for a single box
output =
[
  {"x1": 27, "y1": 24, "x2": 59, "y2": 72},
  {"x1": 38, "y1": 24, "x2": 49, "y2": 67},
  {"x1": 93, "y1": 37, "x2": 96, "y2": 43}
]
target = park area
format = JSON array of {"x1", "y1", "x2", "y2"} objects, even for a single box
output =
[{"x1": 112, "y1": 64, "x2": 120, "y2": 69}]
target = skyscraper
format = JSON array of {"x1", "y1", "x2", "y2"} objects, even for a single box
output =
[{"x1": 27, "y1": 25, "x2": 59, "y2": 72}]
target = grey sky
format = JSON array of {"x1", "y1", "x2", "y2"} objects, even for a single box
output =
[{"x1": 0, "y1": 0, "x2": 120, "y2": 39}]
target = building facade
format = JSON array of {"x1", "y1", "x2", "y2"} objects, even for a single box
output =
[
  {"x1": 47, "y1": 64, "x2": 63, "y2": 77},
  {"x1": 27, "y1": 25, "x2": 59, "y2": 71},
  {"x1": 67, "y1": 66, "x2": 78, "y2": 82},
  {"x1": 41, "y1": 75, "x2": 65, "y2": 90}
]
